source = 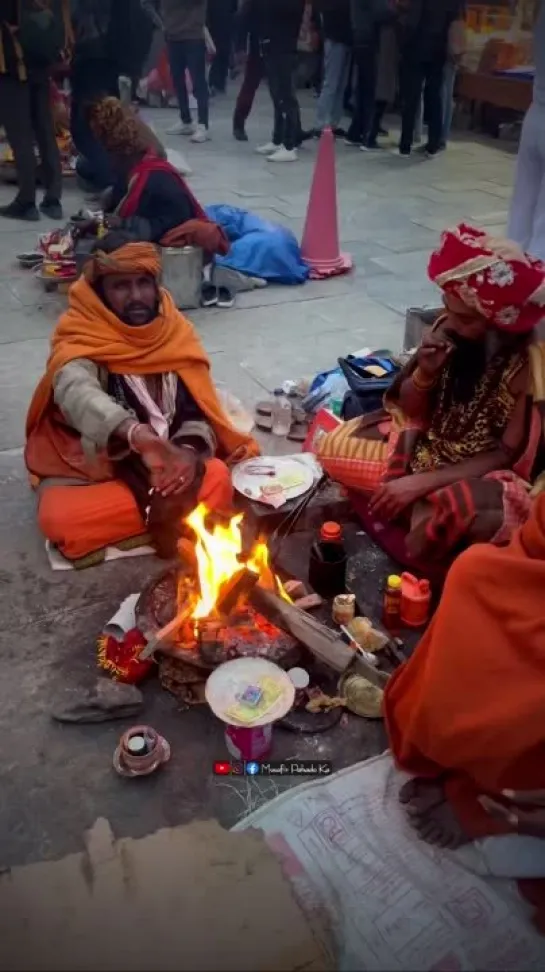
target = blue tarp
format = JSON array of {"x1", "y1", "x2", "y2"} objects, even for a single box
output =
[{"x1": 206, "y1": 204, "x2": 310, "y2": 285}]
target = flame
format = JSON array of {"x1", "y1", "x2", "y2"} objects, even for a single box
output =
[{"x1": 183, "y1": 504, "x2": 288, "y2": 620}]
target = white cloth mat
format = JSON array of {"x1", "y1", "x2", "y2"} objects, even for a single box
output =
[
  {"x1": 234, "y1": 751, "x2": 545, "y2": 971},
  {"x1": 45, "y1": 540, "x2": 154, "y2": 572}
]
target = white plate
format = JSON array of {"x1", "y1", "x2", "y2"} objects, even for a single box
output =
[
  {"x1": 231, "y1": 456, "x2": 314, "y2": 504},
  {"x1": 205, "y1": 657, "x2": 295, "y2": 727}
]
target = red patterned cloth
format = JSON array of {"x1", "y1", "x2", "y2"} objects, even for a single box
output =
[{"x1": 428, "y1": 224, "x2": 545, "y2": 334}]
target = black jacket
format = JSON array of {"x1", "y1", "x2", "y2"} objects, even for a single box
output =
[
  {"x1": 319, "y1": 0, "x2": 352, "y2": 46},
  {"x1": 397, "y1": 0, "x2": 465, "y2": 56},
  {"x1": 349, "y1": 0, "x2": 395, "y2": 48},
  {"x1": 253, "y1": 0, "x2": 305, "y2": 52}
]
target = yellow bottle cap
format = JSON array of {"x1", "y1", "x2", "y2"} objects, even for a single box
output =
[{"x1": 387, "y1": 575, "x2": 402, "y2": 590}]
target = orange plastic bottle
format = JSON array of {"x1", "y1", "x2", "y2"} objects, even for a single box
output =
[{"x1": 400, "y1": 573, "x2": 431, "y2": 627}]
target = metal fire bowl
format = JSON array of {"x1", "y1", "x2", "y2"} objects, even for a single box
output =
[{"x1": 135, "y1": 566, "x2": 301, "y2": 671}]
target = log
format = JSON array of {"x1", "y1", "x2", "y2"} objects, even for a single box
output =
[{"x1": 249, "y1": 586, "x2": 389, "y2": 690}]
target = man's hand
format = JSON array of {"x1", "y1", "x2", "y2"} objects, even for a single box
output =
[
  {"x1": 369, "y1": 475, "x2": 428, "y2": 520},
  {"x1": 479, "y1": 790, "x2": 545, "y2": 838},
  {"x1": 133, "y1": 427, "x2": 199, "y2": 497},
  {"x1": 417, "y1": 330, "x2": 454, "y2": 378}
]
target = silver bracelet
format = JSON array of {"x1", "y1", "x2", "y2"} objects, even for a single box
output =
[{"x1": 127, "y1": 423, "x2": 146, "y2": 453}]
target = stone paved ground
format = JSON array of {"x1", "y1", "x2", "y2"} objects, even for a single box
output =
[{"x1": 0, "y1": 88, "x2": 516, "y2": 868}]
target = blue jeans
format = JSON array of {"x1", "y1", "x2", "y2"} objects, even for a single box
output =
[
  {"x1": 167, "y1": 39, "x2": 209, "y2": 128},
  {"x1": 316, "y1": 40, "x2": 351, "y2": 130},
  {"x1": 441, "y1": 59, "x2": 457, "y2": 145}
]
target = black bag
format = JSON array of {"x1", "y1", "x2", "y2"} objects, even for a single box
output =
[
  {"x1": 337, "y1": 355, "x2": 399, "y2": 420},
  {"x1": 19, "y1": 0, "x2": 67, "y2": 67}
]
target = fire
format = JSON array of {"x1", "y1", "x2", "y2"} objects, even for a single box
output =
[{"x1": 183, "y1": 504, "x2": 287, "y2": 620}]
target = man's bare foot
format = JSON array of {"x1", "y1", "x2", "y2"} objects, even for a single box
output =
[
  {"x1": 399, "y1": 778, "x2": 471, "y2": 849},
  {"x1": 399, "y1": 777, "x2": 445, "y2": 815},
  {"x1": 413, "y1": 800, "x2": 472, "y2": 849}
]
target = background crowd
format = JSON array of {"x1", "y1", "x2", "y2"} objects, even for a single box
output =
[{"x1": 0, "y1": 0, "x2": 467, "y2": 221}]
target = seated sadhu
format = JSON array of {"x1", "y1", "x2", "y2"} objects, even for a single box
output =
[
  {"x1": 384, "y1": 492, "x2": 545, "y2": 929},
  {"x1": 86, "y1": 97, "x2": 227, "y2": 253},
  {"x1": 318, "y1": 225, "x2": 545, "y2": 563},
  {"x1": 25, "y1": 233, "x2": 259, "y2": 565}
]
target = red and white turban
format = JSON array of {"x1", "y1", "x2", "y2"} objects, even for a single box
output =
[{"x1": 428, "y1": 224, "x2": 545, "y2": 334}]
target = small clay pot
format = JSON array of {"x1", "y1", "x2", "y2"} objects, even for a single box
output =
[{"x1": 114, "y1": 725, "x2": 170, "y2": 777}]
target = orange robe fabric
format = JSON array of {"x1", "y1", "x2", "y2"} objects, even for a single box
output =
[
  {"x1": 26, "y1": 276, "x2": 259, "y2": 484},
  {"x1": 25, "y1": 275, "x2": 259, "y2": 560},
  {"x1": 37, "y1": 459, "x2": 233, "y2": 562},
  {"x1": 384, "y1": 494, "x2": 545, "y2": 922}
]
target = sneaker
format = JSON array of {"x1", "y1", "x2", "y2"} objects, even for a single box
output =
[
  {"x1": 361, "y1": 140, "x2": 383, "y2": 152},
  {"x1": 396, "y1": 147, "x2": 411, "y2": 158},
  {"x1": 40, "y1": 198, "x2": 63, "y2": 220},
  {"x1": 166, "y1": 120, "x2": 194, "y2": 136},
  {"x1": 256, "y1": 141, "x2": 278, "y2": 155},
  {"x1": 190, "y1": 124, "x2": 210, "y2": 143},
  {"x1": 344, "y1": 136, "x2": 362, "y2": 147},
  {"x1": 268, "y1": 146, "x2": 298, "y2": 163},
  {"x1": 216, "y1": 286, "x2": 235, "y2": 308},
  {"x1": 0, "y1": 199, "x2": 40, "y2": 222},
  {"x1": 201, "y1": 283, "x2": 218, "y2": 308},
  {"x1": 233, "y1": 126, "x2": 248, "y2": 142}
]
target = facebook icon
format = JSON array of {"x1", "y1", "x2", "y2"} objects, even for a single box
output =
[{"x1": 245, "y1": 761, "x2": 260, "y2": 776}]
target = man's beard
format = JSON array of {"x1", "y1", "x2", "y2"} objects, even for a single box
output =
[
  {"x1": 442, "y1": 330, "x2": 488, "y2": 406},
  {"x1": 118, "y1": 299, "x2": 159, "y2": 326}
]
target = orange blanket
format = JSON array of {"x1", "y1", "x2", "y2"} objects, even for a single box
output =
[
  {"x1": 25, "y1": 277, "x2": 259, "y2": 483},
  {"x1": 384, "y1": 494, "x2": 545, "y2": 922}
]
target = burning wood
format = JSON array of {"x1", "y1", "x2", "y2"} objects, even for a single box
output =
[{"x1": 249, "y1": 586, "x2": 389, "y2": 690}]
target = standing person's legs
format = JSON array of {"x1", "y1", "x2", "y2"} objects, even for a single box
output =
[
  {"x1": 508, "y1": 104, "x2": 545, "y2": 255},
  {"x1": 441, "y1": 59, "x2": 457, "y2": 147},
  {"x1": 347, "y1": 39, "x2": 378, "y2": 145},
  {"x1": 184, "y1": 39, "x2": 210, "y2": 132},
  {"x1": 208, "y1": 0, "x2": 235, "y2": 92},
  {"x1": 166, "y1": 40, "x2": 192, "y2": 126},
  {"x1": 269, "y1": 51, "x2": 299, "y2": 155},
  {"x1": 70, "y1": 61, "x2": 119, "y2": 189},
  {"x1": 316, "y1": 40, "x2": 350, "y2": 131},
  {"x1": 424, "y1": 54, "x2": 447, "y2": 155},
  {"x1": 399, "y1": 52, "x2": 424, "y2": 155},
  {"x1": 29, "y1": 78, "x2": 63, "y2": 216},
  {"x1": 0, "y1": 74, "x2": 39, "y2": 218},
  {"x1": 233, "y1": 49, "x2": 264, "y2": 134},
  {"x1": 367, "y1": 100, "x2": 387, "y2": 145},
  {"x1": 263, "y1": 49, "x2": 285, "y2": 149}
]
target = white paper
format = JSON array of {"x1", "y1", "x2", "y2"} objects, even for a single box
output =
[{"x1": 103, "y1": 593, "x2": 141, "y2": 639}]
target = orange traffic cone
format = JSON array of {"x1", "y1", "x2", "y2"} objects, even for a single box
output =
[{"x1": 301, "y1": 127, "x2": 352, "y2": 279}]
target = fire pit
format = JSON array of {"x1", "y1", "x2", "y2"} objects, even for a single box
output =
[{"x1": 135, "y1": 504, "x2": 301, "y2": 672}]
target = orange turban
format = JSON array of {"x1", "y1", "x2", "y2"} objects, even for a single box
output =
[{"x1": 83, "y1": 242, "x2": 162, "y2": 284}]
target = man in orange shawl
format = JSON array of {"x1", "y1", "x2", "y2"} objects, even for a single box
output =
[
  {"x1": 25, "y1": 233, "x2": 259, "y2": 564},
  {"x1": 384, "y1": 492, "x2": 545, "y2": 928}
]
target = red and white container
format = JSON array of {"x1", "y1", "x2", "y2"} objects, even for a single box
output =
[{"x1": 224, "y1": 724, "x2": 273, "y2": 760}]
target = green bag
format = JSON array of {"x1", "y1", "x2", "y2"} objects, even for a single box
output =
[{"x1": 18, "y1": 0, "x2": 66, "y2": 66}]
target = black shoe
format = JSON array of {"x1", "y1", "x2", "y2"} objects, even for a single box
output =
[
  {"x1": 333, "y1": 127, "x2": 347, "y2": 139},
  {"x1": 233, "y1": 126, "x2": 248, "y2": 142},
  {"x1": 299, "y1": 129, "x2": 315, "y2": 142},
  {"x1": 0, "y1": 200, "x2": 40, "y2": 222},
  {"x1": 361, "y1": 139, "x2": 383, "y2": 151},
  {"x1": 378, "y1": 126, "x2": 389, "y2": 137},
  {"x1": 344, "y1": 136, "x2": 362, "y2": 147},
  {"x1": 40, "y1": 198, "x2": 63, "y2": 220}
]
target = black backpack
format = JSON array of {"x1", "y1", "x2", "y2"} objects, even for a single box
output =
[{"x1": 18, "y1": 0, "x2": 67, "y2": 67}]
